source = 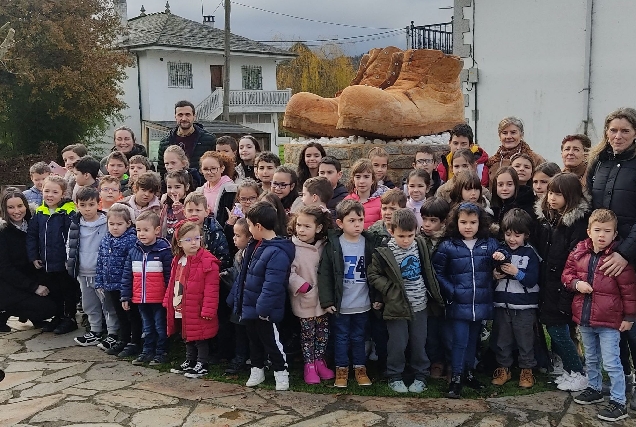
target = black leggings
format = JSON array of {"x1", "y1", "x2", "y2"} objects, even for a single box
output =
[
  {"x1": 107, "y1": 290, "x2": 142, "y2": 344},
  {"x1": 46, "y1": 271, "x2": 79, "y2": 318},
  {"x1": 3, "y1": 294, "x2": 57, "y2": 323}
]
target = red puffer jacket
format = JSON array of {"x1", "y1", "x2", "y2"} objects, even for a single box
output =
[
  {"x1": 164, "y1": 248, "x2": 221, "y2": 342},
  {"x1": 562, "y1": 239, "x2": 636, "y2": 330}
]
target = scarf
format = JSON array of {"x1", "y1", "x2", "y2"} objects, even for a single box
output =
[
  {"x1": 11, "y1": 219, "x2": 28, "y2": 233},
  {"x1": 486, "y1": 140, "x2": 541, "y2": 169},
  {"x1": 563, "y1": 162, "x2": 588, "y2": 179}
]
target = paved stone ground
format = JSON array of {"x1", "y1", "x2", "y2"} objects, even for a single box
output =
[{"x1": 2, "y1": 318, "x2": 636, "y2": 427}]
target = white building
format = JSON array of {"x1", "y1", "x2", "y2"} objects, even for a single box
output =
[
  {"x1": 453, "y1": 0, "x2": 636, "y2": 163},
  {"x1": 107, "y1": 1, "x2": 295, "y2": 159}
]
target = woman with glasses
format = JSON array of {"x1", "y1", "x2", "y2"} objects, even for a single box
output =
[{"x1": 198, "y1": 151, "x2": 237, "y2": 227}]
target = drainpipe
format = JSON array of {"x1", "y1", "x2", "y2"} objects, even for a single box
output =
[
  {"x1": 135, "y1": 52, "x2": 145, "y2": 147},
  {"x1": 582, "y1": 0, "x2": 594, "y2": 135}
]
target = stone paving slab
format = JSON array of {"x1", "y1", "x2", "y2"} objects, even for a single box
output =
[
  {"x1": 133, "y1": 374, "x2": 246, "y2": 401},
  {"x1": 0, "y1": 371, "x2": 43, "y2": 390},
  {"x1": 0, "y1": 393, "x2": 64, "y2": 425},
  {"x1": 130, "y1": 407, "x2": 191, "y2": 427},
  {"x1": 386, "y1": 412, "x2": 473, "y2": 427},
  {"x1": 182, "y1": 404, "x2": 262, "y2": 427},
  {"x1": 30, "y1": 401, "x2": 129, "y2": 424},
  {"x1": 95, "y1": 389, "x2": 180, "y2": 409}
]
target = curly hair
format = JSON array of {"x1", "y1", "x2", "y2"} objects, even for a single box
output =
[
  {"x1": 290, "y1": 205, "x2": 333, "y2": 242},
  {"x1": 200, "y1": 150, "x2": 235, "y2": 180},
  {"x1": 445, "y1": 202, "x2": 492, "y2": 240}
]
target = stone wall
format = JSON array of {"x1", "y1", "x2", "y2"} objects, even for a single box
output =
[{"x1": 284, "y1": 143, "x2": 449, "y2": 184}]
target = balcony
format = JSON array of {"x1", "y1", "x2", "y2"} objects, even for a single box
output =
[
  {"x1": 197, "y1": 88, "x2": 292, "y2": 121},
  {"x1": 406, "y1": 21, "x2": 453, "y2": 54}
]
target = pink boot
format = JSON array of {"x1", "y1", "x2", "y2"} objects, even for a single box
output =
[
  {"x1": 314, "y1": 359, "x2": 335, "y2": 380},
  {"x1": 304, "y1": 362, "x2": 321, "y2": 384}
]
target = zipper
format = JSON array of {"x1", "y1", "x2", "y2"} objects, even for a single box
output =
[
  {"x1": 580, "y1": 252, "x2": 600, "y2": 326},
  {"x1": 141, "y1": 251, "x2": 147, "y2": 303},
  {"x1": 44, "y1": 214, "x2": 49, "y2": 271},
  {"x1": 470, "y1": 246, "x2": 476, "y2": 321}
]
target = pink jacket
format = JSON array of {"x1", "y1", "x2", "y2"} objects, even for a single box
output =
[{"x1": 288, "y1": 236, "x2": 327, "y2": 318}]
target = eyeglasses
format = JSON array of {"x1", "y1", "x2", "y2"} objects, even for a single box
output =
[
  {"x1": 179, "y1": 236, "x2": 202, "y2": 243},
  {"x1": 239, "y1": 196, "x2": 258, "y2": 203},
  {"x1": 271, "y1": 182, "x2": 291, "y2": 189},
  {"x1": 100, "y1": 188, "x2": 120, "y2": 193},
  {"x1": 201, "y1": 167, "x2": 219, "y2": 173},
  {"x1": 416, "y1": 159, "x2": 435, "y2": 165}
]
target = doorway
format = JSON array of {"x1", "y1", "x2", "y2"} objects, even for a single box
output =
[{"x1": 210, "y1": 65, "x2": 223, "y2": 91}]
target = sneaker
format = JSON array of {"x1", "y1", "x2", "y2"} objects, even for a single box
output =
[
  {"x1": 184, "y1": 362, "x2": 209, "y2": 379},
  {"x1": 492, "y1": 367, "x2": 512, "y2": 386},
  {"x1": 132, "y1": 353, "x2": 154, "y2": 365},
  {"x1": 558, "y1": 372, "x2": 589, "y2": 392},
  {"x1": 409, "y1": 379, "x2": 427, "y2": 393},
  {"x1": 41, "y1": 317, "x2": 61, "y2": 333},
  {"x1": 464, "y1": 370, "x2": 485, "y2": 390},
  {"x1": 53, "y1": 317, "x2": 78, "y2": 335},
  {"x1": 74, "y1": 331, "x2": 101, "y2": 346},
  {"x1": 171, "y1": 360, "x2": 196, "y2": 374},
  {"x1": 597, "y1": 400, "x2": 628, "y2": 422},
  {"x1": 149, "y1": 353, "x2": 168, "y2": 366},
  {"x1": 354, "y1": 366, "x2": 372, "y2": 386},
  {"x1": 117, "y1": 343, "x2": 141, "y2": 358},
  {"x1": 447, "y1": 375, "x2": 462, "y2": 399},
  {"x1": 246, "y1": 367, "x2": 265, "y2": 387},
  {"x1": 550, "y1": 354, "x2": 565, "y2": 376},
  {"x1": 97, "y1": 334, "x2": 118, "y2": 351},
  {"x1": 334, "y1": 367, "x2": 348, "y2": 388},
  {"x1": 554, "y1": 371, "x2": 572, "y2": 385},
  {"x1": 519, "y1": 368, "x2": 535, "y2": 389},
  {"x1": 389, "y1": 380, "x2": 409, "y2": 393},
  {"x1": 274, "y1": 370, "x2": 289, "y2": 391},
  {"x1": 573, "y1": 387, "x2": 604, "y2": 405},
  {"x1": 225, "y1": 357, "x2": 246, "y2": 375},
  {"x1": 430, "y1": 363, "x2": 444, "y2": 379}
]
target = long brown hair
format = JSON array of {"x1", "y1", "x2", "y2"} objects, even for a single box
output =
[
  {"x1": 1, "y1": 188, "x2": 31, "y2": 223},
  {"x1": 449, "y1": 170, "x2": 482, "y2": 206},
  {"x1": 347, "y1": 159, "x2": 377, "y2": 194},
  {"x1": 540, "y1": 172, "x2": 585, "y2": 222},
  {"x1": 200, "y1": 150, "x2": 236, "y2": 181}
]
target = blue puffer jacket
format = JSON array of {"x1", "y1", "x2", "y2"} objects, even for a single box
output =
[
  {"x1": 26, "y1": 200, "x2": 76, "y2": 273},
  {"x1": 432, "y1": 237, "x2": 499, "y2": 321},
  {"x1": 95, "y1": 226, "x2": 138, "y2": 291},
  {"x1": 228, "y1": 237, "x2": 295, "y2": 323}
]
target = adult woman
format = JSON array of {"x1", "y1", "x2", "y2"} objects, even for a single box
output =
[
  {"x1": 561, "y1": 134, "x2": 591, "y2": 185},
  {"x1": 297, "y1": 142, "x2": 326, "y2": 188},
  {"x1": 100, "y1": 127, "x2": 149, "y2": 174},
  {"x1": 486, "y1": 117, "x2": 545, "y2": 181},
  {"x1": 0, "y1": 188, "x2": 56, "y2": 331}
]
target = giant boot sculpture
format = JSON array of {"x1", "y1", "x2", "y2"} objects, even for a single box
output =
[
  {"x1": 283, "y1": 46, "x2": 403, "y2": 137},
  {"x1": 336, "y1": 49, "x2": 465, "y2": 138}
]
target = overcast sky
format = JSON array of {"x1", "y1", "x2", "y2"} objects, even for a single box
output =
[{"x1": 124, "y1": 0, "x2": 453, "y2": 55}]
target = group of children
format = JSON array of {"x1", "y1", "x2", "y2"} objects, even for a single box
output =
[{"x1": 6, "y1": 123, "x2": 636, "y2": 422}]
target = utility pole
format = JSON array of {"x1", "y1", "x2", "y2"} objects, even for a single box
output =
[{"x1": 222, "y1": 0, "x2": 230, "y2": 121}]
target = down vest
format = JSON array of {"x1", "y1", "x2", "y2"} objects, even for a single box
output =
[
  {"x1": 121, "y1": 238, "x2": 173, "y2": 304},
  {"x1": 563, "y1": 239, "x2": 636, "y2": 330},
  {"x1": 228, "y1": 237, "x2": 295, "y2": 323},
  {"x1": 432, "y1": 237, "x2": 499, "y2": 321},
  {"x1": 26, "y1": 200, "x2": 76, "y2": 273},
  {"x1": 164, "y1": 248, "x2": 221, "y2": 341},
  {"x1": 95, "y1": 226, "x2": 138, "y2": 291}
]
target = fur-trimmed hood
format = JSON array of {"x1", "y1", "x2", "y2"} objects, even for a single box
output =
[{"x1": 534, "y1": 193, "x2": 590, "y2": 227}]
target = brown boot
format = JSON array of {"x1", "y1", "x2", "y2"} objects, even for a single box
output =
[
  {"x1": 430, "y1": 363, "x2": 444, "y2": 379},
  {"x1": 519, "y1": 368, "x2": 535, "y2": 389},
  {"x1": 334, "y1": 367, "x2": 348, "y2": 388},
  {"x1": 491, "y1": 367, "x2": 512, "y2": 386},
  {"x1": 354, "y1": 366, "x2": 372, "y2": 386}
]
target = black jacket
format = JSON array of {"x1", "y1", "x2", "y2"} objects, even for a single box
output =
[
  {"x1": 157, "y1": 123, "x2": 217, "y2": 177},
  {"x1": 327, "y1": 183, "x2": 348, "y2": 217},
  {"x1": 588, "y1": 144, "x2": 636, "y2": 262},
  {"x1": 492, "y1": 184, "x2": 535, "y2": 225},
  {"x1": 533, "y1": 196, "x2": 590, "y2": 325},
  {"x1": 100, "y1": 144, "x2": 149, "y2": 175}
]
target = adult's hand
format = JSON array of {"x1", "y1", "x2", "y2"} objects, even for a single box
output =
[
  {"x1": 600, "y1": 252, "x2": 629, "y2": 277},
  {"x1": 35, "y1": 285, "x2": 49, "y2": 297}
]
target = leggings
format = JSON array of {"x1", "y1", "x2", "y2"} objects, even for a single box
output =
[
  {"x1": 546, "y1": 324, "x2": 584, "y2": 374},
  {"x1": 300, "y1": 314, "x2": 329, "y2": 364}
]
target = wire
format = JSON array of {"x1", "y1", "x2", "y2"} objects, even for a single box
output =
[
  {"x1": 230, "y1": 1, "x2": 398, "y2": 30},
  {"x1": 211, "y1": 1, "x2": 223, "y2": 15},
  {"x1": 257, "y1": 28, "x2": 405, "y2": 44}
]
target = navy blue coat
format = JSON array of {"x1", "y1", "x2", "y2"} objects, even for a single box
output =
[
  {"x1": 95, "y1": 226, "x2": 138, "y2": 292},
  {"x1": 228, "y1": 237, "x2": 295, "y2": 323},
  {"x1": 432, "y1": 237, "x2": 499, "y2": 321},
  {"x1": 26, "y1": 200, "x2": 76, "y2": 273}
]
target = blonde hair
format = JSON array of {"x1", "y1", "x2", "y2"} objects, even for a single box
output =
[
  {"x1": 184, "y1": 192, "x2": 207, "y2": 208},
  {"x1": 588, "y1": 208, "x2": 618, "y2": 230},
  {"x1": 43, "y1": 175, "x2": 67, "y2": 192},
  {"x1": 172, "y1": 221, "x2": 202, "y2": 257},
  {"x1": 164, "y1": 145, "x2": 189, "y2": 168},
  {"x1": 107, "y1": 203, "x2": 133, "y2": 224}
]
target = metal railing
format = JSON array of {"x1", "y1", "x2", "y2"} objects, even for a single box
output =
[
  {"x1": 406, "y1": 21, "x2": 453, "y2": 54},
  {"x1": 196, "y1": 89, "x2": 292, "y2": 121}
]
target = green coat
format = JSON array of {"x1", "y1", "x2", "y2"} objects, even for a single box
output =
[{"x1": 368, "y1": 236, "x2": 444, "y2": 320}]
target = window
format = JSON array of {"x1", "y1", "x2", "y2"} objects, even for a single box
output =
[
  {"x1": 168, "y1": 62, "x2": 193, "y2": 88},
  {"x1": 241, "y1": 65, "x2": 262, "y2": 90}
]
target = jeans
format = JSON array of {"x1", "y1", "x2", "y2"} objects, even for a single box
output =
[
  {"x1": 386, "y1": 310, "x2": 429, "y2": 380},
  {"x1": 580, "y1": 326, "x2": 625, "y2": 405},
  {"x1": 426, "y1": 314, "x2": 453, "y2": 366},
  {"x1": 138, "y1": 303, "x2": 167, "y2": 356},
  {"x1": 546, "y1": 324, "x2": 584, "y2": 374},
  {"x1": 332, "y1": 312, "x2": 368, "y2": 367},
  {"x1": 451, "y1": 319, "x2": 481, "y2": 375}
]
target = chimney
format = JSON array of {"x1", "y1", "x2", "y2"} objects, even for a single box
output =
[
  {"x1": 203, "y1": 15, "x2": 215, "y2": 28},
  {"x1": 114, "y1": 0, "x2": 128, "y2": 28}
]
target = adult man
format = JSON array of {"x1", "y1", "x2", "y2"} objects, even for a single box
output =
[
  {"x1": 437, "y1": 123, "x2": 490, "y2": 186},
  {"x1": 157, "y1": 100, "x2": 217, "y2": 177}
]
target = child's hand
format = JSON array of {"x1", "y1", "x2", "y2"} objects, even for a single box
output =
[
  {"x1": 493, "y1": 251, "x2": 505, "y2": 261},
  {"x1": 122, "y1": 301, "x2": 130, "y2": 311},
  {"x1": 297, "y1": 282, "x2": 312, "y2": 293},
  {"x1": 225, "y1": 208, "x2": 238, "y2": 226},
  {"x1": 493, "y1": 269, "x2": 506, "y2": 280},
  {"x1": 500, "y1": 263, "x2": 518, "y2": 276},
  {"x1": 325, "y1": 306, "x2": 337, "y2": 314},
  {"x1": 373, "y1": 302, "x2": 384, "y2": 310},
  {"x1": 33, "y1": 260, "x2": 43, "y2": 269},
  {"x1": 575, "y1": 281, "x2": 593, "y2": 294},
  {"x1": 620, "y1": 321, "x2": 634, "y2": 332},
  {"x1": 35, "y1": 285, "x2": 49, "y2": 296}
]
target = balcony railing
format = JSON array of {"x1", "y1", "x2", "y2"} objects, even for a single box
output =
[
  {"x1": 196, "y1": 88, "x2": 292, "y2": 121},
  {"x1": 406, "y1": 21, "x2": 453, "y2": 54},
  {"x1": 229, "y1": 89, "x2": 291, "y2": 107}
]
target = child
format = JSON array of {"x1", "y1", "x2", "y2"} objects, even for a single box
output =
[
  {"x1": 260, "y1": 193, "x2": 289, "y2": 238},
  {"x1": 255, "y1": 151, "x2": 281, "y2": 192},
  {"x1": 164, "y1": 220, "x2": 221, "y2": 379},
  {"x1": 106, "y1": 151, "x2": 130, "y2": 192},
  {"x1": 61, "y1": 144, "x2": 88, "y2": 199},
  {"x1": 511, "y1": 153, "x2": 535, "y2": 187},
  {"x1": 534, "y1": 172, "x2": 590, "y2": 392},
  {"x1": 297, "y1": 142, "x2": 326, "y2": 189},
  {"x1": 491, "y1": 208, "x2": 540, "y2": 388},
  {"x1": 216, "y1": 135, "x2": 239, "y2": 166},
  {"x1": 448, "y1": 171, "x2": 493, "y2": 215},
  {"x1": 121, "y1": 211, "x2": 173, "y2": 365},
  {"x1": 26, "y1": 175, "x2": 78, "y2": 334},
  {"x1": 198, "y1": 151, "x2": 237, "y2": 226},
  {"x1": 228, "y1": 201, "x2": 295, "y2": 391},
  {"x1": 420, "y1": 197, "x2": 450, "y2": 253},
  {"x1": 344, "y1": 159, "x2": 388, "y2": 229},
  {"x1": 236, "y1": 135, "x2": 261, "y2": 181},
  {"x1": 406, "y1": 169, "x2": 430, "y2": 227},
  {"x1": 184, "y1": 193, "x2": 231, "y2": 269},
  {"x1": 95, "y1": 204, "x2": 142, "y2": 356},
  {"x1": 300, "y1": 177, "x2": 333, "y2": 210},
  {"x1": 491, "y1": 166, "x2": 535, "y2": 224},
  {"x1": 370, "y1": 207, "x2": 444, "y2": 394},
  {"x1": 368, "y1": 188, "x2": 408, "y2": 246},
  {"x1": 436, "y1": 149, "x2": 489, "y2": 203},
  {"x1": 409, "y1": 146, "x2": 441, "y2": 197},
  {"x1": 437, "y1": 123, "x2": 490, "y2": 187},
  {"x1": 67, "y1": 187, "x2": 117, "y2": 346},
  {"x1": 432, "y1": 202, "x2": 499, "y2": 398},
  {"x1": 125, "y1": 155, "x2": 153, "y2": 197},
  {"x1": 123, "y1": 172, "x2": 162, "y2": 221},
  {"x1": 72, "y1": 156, "x2": 101, "y2": 201},
  {"x1": 24, "y1": 162, "x2": 51, "y2": 205},
  {"x1": 565, "y1": 209, "x2": 636, "y2": 422},
  {"x1": 289, "y1": 206, "x2": 335, "y2": 384},
  {"x1": 271, "y1": 165, "x2": 299, "y2": 212},
  {"x1": 160, "y1": 170, "x2": 192, "y2": 238},
  {"x1": 318, "y1": 156, "x2": 348, "y2": 217},
  {"x1": 224, "y1": 179, "x2": 262, "y2": 252},
  {"x1": 163, "y1": 145, "x2": 202, "y2": 189},
  {"x1": 532, "y1": 162, "x2": 561, "y2": 200},
  {"x1": 318, "y1": 199, "x2": 376, "y2": 388},
  {"x1": 368, "y1": 147, "x2": 395, "y2": 189},
  {"x1": 98, "y1": 176, "x2": 124, "y2": 211}
]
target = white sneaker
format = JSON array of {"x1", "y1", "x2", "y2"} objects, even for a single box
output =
[
  {"x1": 246, "y1": 367, "x2": 265, "y2": 387},
  {"x1": 274, "y1": 370, "x2": 289, "y2": 391},
  {"x1": 558, "y1": 372, "x2": 588, "y2": 392},
  {"x1": 554, "y1": 371, "x2": 572, "y2": 385}
]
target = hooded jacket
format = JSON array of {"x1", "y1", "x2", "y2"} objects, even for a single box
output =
[
  {"x1": 95, "y1": 226, "x2": 138, "y2": 292},
  {"x1": 493, "y1": 243, "x2": 541, "y2": 309},
  {"x1": 438, "y1": 145, "x2": 490, "y2": 187},
  {"x1": 344, "y1": 185, "x2": 389, "y2": 229},
  {"x1": 66, "y1": 212, "x2": 108, "y2": 278},
  {"x1": 203, "y1": 214, "x2": 231, "y2": 271},
  {"x1": 228, "y1": 237, "x2": 295, "y2": 323},
  {"x1": 157, "y1": 123, "x2": 217, "y2": 177},
  {"x1": 121, "y1": 238, "x2": 173, "y2": 304},
  {"x1": 164, "y1": 247, "x2": 221, "y2": 341},
  {"x1": 199, "y1": 178, "x2": 237, "y2": 227},
  {"x1": 492, "y1": 184, "x2": 535, "y2": 225},
  {"x1": 368, "y1": 220, "x2": 391, "y2": 246},
  {"x1": 288, "y1": 236, "x2": 328, "y2": 318},
  {"x1": 122, "y1": 195, "x2": 161, "y2": 221},
  {"x1": 533, "y1": 195, "x2": 590, "y2": 325},
  {"x1": 26, "y1": 200, "x2": 76, "y2": 273},
  {"x1": 23, "y1": 186, "x2": 43, "y2": 206}
]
